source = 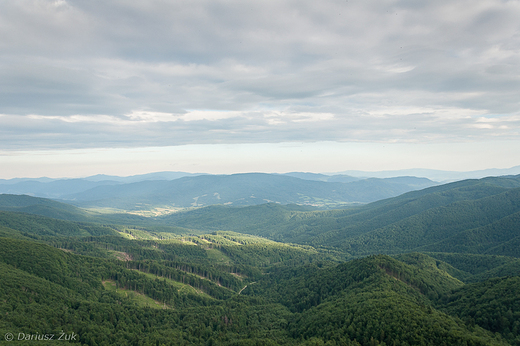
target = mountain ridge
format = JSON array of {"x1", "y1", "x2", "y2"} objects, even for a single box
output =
[
  {"x1": 56, "y1": 173, "x2": 437, "y2": 210},
  {"x1": 1, "y1": 172, "x2": 438, "y2": 210}
]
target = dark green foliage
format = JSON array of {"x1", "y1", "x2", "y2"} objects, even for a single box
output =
[
  {"x1": 244, "y1": 255, "x2": 505, "y2": 345},
  {"x1": 0, "y1": 237, "x2": 296, "y2": 345},
  {"x1": 217, "y1": 242, "x2": 324, "y2": 267},
  {"x1": 341, "y1": 188, "x2": 520, "y2": 256},
  {"x1": 2, "y1": 238, "x2": 513, "y2": 345},
  {"x1": 0, "y1": 193, "x2": 87, "y2": 214},
  {"x1": 438, "y1": 276, "x2": 520, "y2": 345},
  {"x1": 160, "y1": 202, "x2": 332, "y2": 241},
  {"x1": 0, "y1": 260, "x2": 295, "y2": 345},
  {"x1": 291, "y1": 291, "x2": 501, "y2": 346},
  {"x1": 2, "y1": 177, "x2": 520, "y2": 345},
  {"x1": 50, "y1": 235, "x2": 211, "y2": 260},
  {"x1": 159, "y1": 176, "x2": 520, "y2": 258},
  {"x1": 122, "y1": 260, "x2": 238, "y2": 298},
  {"x1": 0, "y1": 225, "x2": 32, "y2": 240},
  {"x1": 245, "y1": 255, "x2": 461, "y2": 312},
  {"x1": 0, "y1": 194, "x2": 188, "y2": 231},
  {"x1": 0, "y1": 238, "x2": 105, "y2": 297},
  {"x1": 425, "y1": 252, "x2": 520, "y2": 282},
  {"x1": 0, "y1": 210, "x2": 118, "y2": 237}
]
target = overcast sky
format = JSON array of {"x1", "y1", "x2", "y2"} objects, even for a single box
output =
[{"x1": 1, "y1": 0, "x2": 520, "y2": 178}]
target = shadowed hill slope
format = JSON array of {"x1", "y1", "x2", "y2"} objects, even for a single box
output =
[{"x1": 161, "y1": 175, "x2": 520, "y2": 257}]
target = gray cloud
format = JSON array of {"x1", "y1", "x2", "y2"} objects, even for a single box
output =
[{"x1": 1, "y1": 0, "x2": 520, "y2": 150}]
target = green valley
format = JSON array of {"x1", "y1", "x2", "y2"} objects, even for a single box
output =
[{"x1": 1, "y1": 174, "x2": 519, "y2": 345}]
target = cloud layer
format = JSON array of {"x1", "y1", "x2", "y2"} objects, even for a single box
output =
[{"x1": 1, "y1": 0, "x2": 520, "y2": 150}]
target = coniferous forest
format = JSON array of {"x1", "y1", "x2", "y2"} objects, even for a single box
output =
[{"x1": 1, "y1": 174, "x2": 520, "y2": 345}]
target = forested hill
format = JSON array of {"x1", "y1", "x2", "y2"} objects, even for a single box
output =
[
  {"x1": 161, "y1": 174, "x2": 520, "y2": 256},
  {"x1": 2, "y1": 174, "x2": 520, "y2": 259},
  {"x1": 0, "y1": 193, "x2": 99, "y2": 223},
  {"x1": 1, "y1": 234, "x2": 518, "y2": 345},
  {"x1": 0, "y1": 194, "x2": 155, "y2": 226},
  {"x1": 1, "y1": 176, "x2": 520, "y2": 344}
]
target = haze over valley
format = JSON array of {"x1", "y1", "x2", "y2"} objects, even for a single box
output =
[{"x1": 1, "y1": 170, "x2": 520, "y2": 344}]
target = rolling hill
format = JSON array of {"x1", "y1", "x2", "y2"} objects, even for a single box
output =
[
  {"x1": 160, "y1": 174, "x2": 520, "y2": 257},
  {"x1": 0, "y1": 234, "x2": 516, "y2": 345},
  {"x1": 3, "y1": 174, "x2": 520, "y2": 260},
  {"x1": 2, "y1": 172, "x2": 437, "y2": 210},
  {"x1": 61, "y1": 173, "x2": 437, "y2": 210},
  {"x1": 1, "y1": 177, "x2": 520, "y2": 344}
]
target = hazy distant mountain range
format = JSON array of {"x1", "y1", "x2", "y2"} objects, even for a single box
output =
[
  {"x1": 332, "y1": 165, "x2": 520, "y2": 182},
  {"x1": 2, "y1": 166, "x2": 520, "y2": 210},
  {"x1": 2, "y1": 165, "x2": 519, "y2": 185},
  {"x1": 0, "y1": 172, "x2": 437, "y2": 210}
]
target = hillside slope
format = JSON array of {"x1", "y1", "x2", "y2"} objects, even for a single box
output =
[
  {"x1": 161, "y1": 175, "x2": 520, "y2": 258},
  {"x1": 340, "y1": 187, "x2": 520, "y2": 256},
  {"x1": 1, "y1": 198, "x2": 519, "y2": 344},
  {"x1": 59, "y1": 173, "x2": 437, "y2": 210},
  {"x1": 0, "y1": 236, "x2": 513, "y2": 345},
  {"x1": 244, "y1": 254, "x2": 507, "y2": 345}
]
